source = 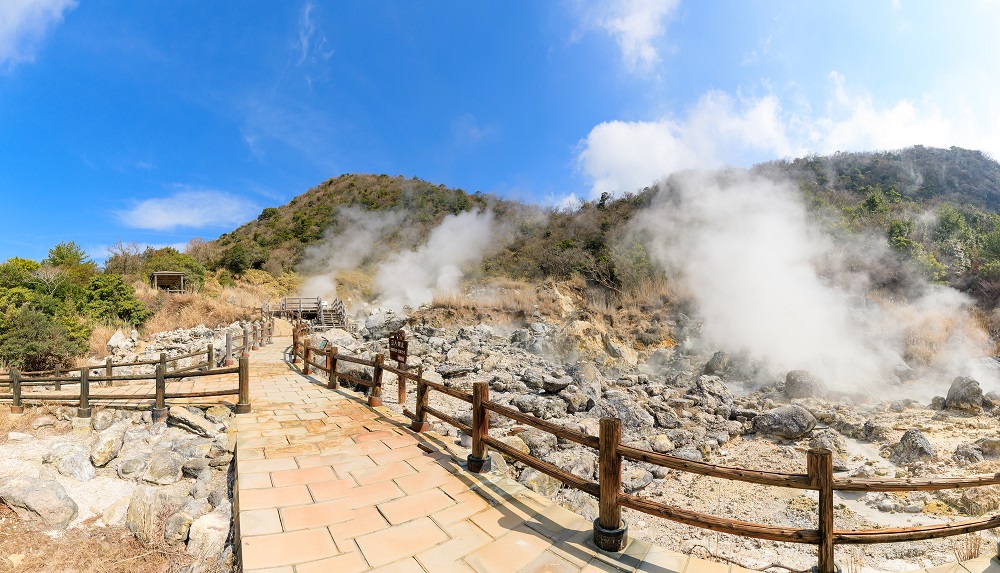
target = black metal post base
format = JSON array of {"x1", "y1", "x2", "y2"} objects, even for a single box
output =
[
  {"x1": 151, "y1": 407, "x2": 168, "y2": 423},
  {"x1": 593, "y1": 519, "x2": 628, "y2": 552},
  {"x1": 466, "y1": 454, "x2": 490, "y2": 473},
  {"x1": 410, "y1": 421, "x2": 430, "y2": 432},
  {"x1": 234, "y1": 403, "x2": 251, "y2": 414},
  {"x1": 811, "y1": 566, "x2": 842, "y2": 573},
  {"x1": 9, "y1": 406, "x2": 23, "y2": 414},
  {"x1": 77, "y1": 407, "x2": 92, "y2": 418}
]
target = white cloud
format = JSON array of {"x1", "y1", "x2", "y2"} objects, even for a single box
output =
[
  {"x1": 577, "y1": 73, "x2": 1000, "y2": 198},
  {"x1": 0, "y1": 0, "x2": 77, "y2": 70},
  {"x1": 576, "y1": 0, "x2": 679, "y2": 72},
  {"x1": 296, "y1": 2, "x2": 332, "y2": 67},
  {"x1": 117, "y1": 188, "x2": 260, "y2": 230}
]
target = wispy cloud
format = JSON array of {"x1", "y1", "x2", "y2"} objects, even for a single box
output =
[
  {"x1": 451, "y1": 113, "x2": 494, "y2": 145},
  {"x1": 574, "y1": 0, "x2": 680, "y2": 72},
  {"x1": 0, "y1": 0, "x2": 77, "y2": 71},
  {"x1": 116, "y1": 186, "x2": 260, "y2": 230},
  {"x1": 296, "y1": 2, "x2": 332, "y2": 67}
]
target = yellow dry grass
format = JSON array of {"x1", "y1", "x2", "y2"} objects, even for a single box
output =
[
  {"x1": 87, "y1": 322, "x2": 118, "y2": 359},
  {"x1": 143, "y1": 293, "x2": 250, "y2": 334}
]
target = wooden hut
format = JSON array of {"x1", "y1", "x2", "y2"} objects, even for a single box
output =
[{"x1": 150, "y1": 271, "x2": 186, "y2": 294}]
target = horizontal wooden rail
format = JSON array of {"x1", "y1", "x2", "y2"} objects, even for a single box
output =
[
  {"x1": 423, "y1": 405, "x2": 471, "y2": 434},
  {"x1": 335, "y1": 354, "x2": 377, "y2": 368},
  {"x1": 834, "y1": 514, "x2": 1000, "y2": 544},
  {"x1": 617, "y1": 444, "x2": 813, "y2": 489},
  {"x1": 834, "y1": 474, "x2": 1000, "y2": 492},
  {"x1": 483, "y1": 435, "x2": 600, "y2": 496},
  {"x1": 164, "y1": 366, "x2": 239, "y2": 379},
  {"x1": 381, "y1": 362, "x2": 420, "y2": 380},
  {"x1": 422, "y1": 379, "x2": 473, "y2": 404},
  {"x1": 484, "y1": 400, "x2": 599, "y2": 449},
  {"x1": 305, "y1": 357, "x2": 329, "y2": 373},
  {"x1": 618, "y1": 493, "x2": 820, "y2": 544},
  {"x1": 337, "y1": 373, "x2": 373, "y2": 388}
]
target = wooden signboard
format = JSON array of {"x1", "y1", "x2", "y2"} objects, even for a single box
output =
[{"x1": 389, "y1": 331, "x2": 408, "y2": 364}]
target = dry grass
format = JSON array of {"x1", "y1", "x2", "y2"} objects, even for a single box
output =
[
  {"x1": 950, "y1": 532, "x2": 984, "y2": 560},
  {"x1": 0, "y1": 404, "x2": 65, "y2": 444},
  {"x1": 143, "y1": 293, "x2": 250, "y2": 334},
  {"x1": 87, "y1": 322, "x2": 119, "y2": 358},
  {"x1": 0, "y1": 515, "x2": 202, "y2": 573}
]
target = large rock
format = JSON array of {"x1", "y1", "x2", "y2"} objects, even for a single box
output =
[
  {"x1": 688, "y1": 376, "x2": 734, "y2": 418},
  {"x1": 45, "y1": 443, "x2": 96, "y2": 481},
  {"x1": 519, "y1": 429, "x2": 557, "y2": 457},
  {"x1": 784, "y1": 370, "x2": 828, "y2": 399},
  {"x1": 703, "y1": 351, "x2": 730, "y2": 376},
  {"x1": 946, "y1": 377, "x2": 984, "y2": 413},
  {"x1": 91, "y1": 409, "x2": 116, "y2": 431},
  {"x1": 518, "y1": 468, "x2": 561, "y2": 496},
  {"x1": 592, "y1": 390, "x2": 655, "y2": 430},
  {"x1": 570, "y1": 362, "x2": 604, "y2": 403},
  {"x1": 889, "y1": 429, "x2": 936, "y2": 464},
  {"x1": 168, "y1": 407, "x2": 220, "y2": 438},
  {"x1": 186, "y1": 507, "x2": 230, "y2": 557},
  {"x1": 543, "y1": 449, "x2": 597, "y2": 481},
  {"x1": 107, "y1": 330, "x2": 134, "y2": 354},
  {"x1": 752, "y1": 405, "x2": 816, "y2": 440},
  {"x1": 165, "y1": 499, "x2": 212, "y2": 543},
  {"x1": 0, "y1": 476, "x2": 78, "y2": 529},
  {"x1": 557, "y1": 385, "x2": 592, "y2": 414},
  {"x1": 91, "y1": 421, "x2": 128, "y2": 467},
  {"x1": 143, "y1": 451, "x2": 185, "y2": 485}
]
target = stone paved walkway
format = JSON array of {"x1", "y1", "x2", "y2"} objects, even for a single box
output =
[{"x1": 233, "y1": 335, "x2": 1000, "y2": 573}]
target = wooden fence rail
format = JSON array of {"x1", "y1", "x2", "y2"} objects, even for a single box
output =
[
  {"x1": 288, "y1": 323, "x2": 1000, "y2": 572},
  {"x1": 0, "y1": 319, "x2": 274, "y2": 419}
]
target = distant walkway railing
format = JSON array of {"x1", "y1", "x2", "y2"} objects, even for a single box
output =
[
  {"x1": 0, "y1": 319, "x2": 275, "y2": 420},
  {"x1": 288, "y1": 323, "x2": 1000, "y2": 572}
]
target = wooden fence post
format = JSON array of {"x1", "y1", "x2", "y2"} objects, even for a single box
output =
[
  {"x1": 235, "y1": 356, "x2": 251, "y2": 414},
  {"x1": 152, "y1": 363, "x2": 167, "y2": 423},
  {"x1": 594, "y1": 417, "x2": 627, "y2": 551},
  {"x1": 327, "y1": 346, "x2": 338, "y2": 389},
  {"x1": 809, "y1": 449, "x2": 837, "y2": 573},
  {"x1": 207, "y1": 343, "x2": 215, "y2": 370},
  {"x1": 268, "y1": 320, "x2": 274, "y2": 344},
  {"x1": 10, "y1": 369, "x2": 23, "y2": 414},
  {"x1": 54, "y1": 365, "x2": 61, "y2": 391},
  {"x1": 251, "y1": 323, "x2": 260, "y2": 350},
  {"x1": 467, "y1": 381, "x2": 489, "y2": 473},
  {"x1": 369, "y1": 354, "x2": 384, "y2": 407},
  {"x1": 303, "y1": 344, "x2": 312, "y2": 375},
  {"x1": 160, "y1": 352, "x2": 167, "y2": 375},
  {"x1": 105, "y1": 357, "x2": 113, "y2": 387},
  {"x1": 78, "y1": 368, "x2": 91, "y2": 418},
  {"x1": 242, "y1": 327, "x2": 250, "y2": 356},
  {"x1": 291, "y1": 327, "x2": 299, "y2": 364},
  {"x1": 410, "y1": 367, "x2": 429, "y2": 432},
  {"x1": 224, "y1": 331, "x2": 234, "y2": 366}
]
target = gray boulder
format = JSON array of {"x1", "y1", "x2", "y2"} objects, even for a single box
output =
[
  {"x1": 557, "y1": 385, "x2": 592, "y2": 414},
  {"x1": 688, "y1": 376, "x2": 734, "y2": 418},
  {"x1": 519, "y1": 429, "x2": 557, "y2": 457},
  {"x1": 752, "y1": 405, "x2": 816, "y2": 440},
  {"x1": 784, "y1": 370, "x2": 828, "y2": 399},
  {"x1": 45, "y1": 443, "x2": 96, "y2": 481},
  {"x1": 622, "y1": 466, "x2": 654, "y2": 493},
  {"x1": 946, "y1": 377, "x2": 984, "y2": 413},
  {"x1": 518, "y1": 468, "x2": 561, "y2": 496},
  {"x1": 0, "y1": 476, "x2": 78, "y2": 529},
  {"x1": 186, "y1": 507, "x2": 231, "y2": 557},
  {"x1": 703, "y1": 351, "x2": 730, "y2": 376},
  {"x1": 543, "y1": 449, "x2": 597, "y2": 481},
  {"x1": 889, "y1": 429, "x2": 936, "y2": 464},
  {"x1": 91, "y1": 421, "x2": 128, "y2": 467},
  {"x1": 165, "y1": 499, "x2": 213, "y2": 543},
  {"x1": 126, "y1": 486, "x2": 163, "y2": 543},
  {"x1": 168, "y1": 407, "x2": 220, "y2": 438},
  {"x1": 91, "y1": 409, "x2": 116, "y2": 431},
  {"x1": 144, "y1": 451, "x2": 185, "y2": 485},
  {"x1": 649, "y1": 435, "x2": 675, "y2": 454},
  {"x1": 570, "y1": 362, "x2": 604, "y2": 403},
  {"x1": 592, "y1": 390, "x2": 655, "y2": 430},
  {"x1": 542, "y1": 375, "x2": 573, "y2": 393}
]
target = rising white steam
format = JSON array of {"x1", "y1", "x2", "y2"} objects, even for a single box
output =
[
  {"x1": 298, "y1": 207, "x2": 405, "y2": 300},
  {"x1": 374, "y1": 210, "x2": 496, "y2": 311},
  {"x1": 635, "y1": 171, "x2": 993, "y2": 394}
]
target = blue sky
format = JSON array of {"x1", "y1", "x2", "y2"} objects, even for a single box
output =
[{"x1": 1, "y1": 1, "x2": 999, "y2": 262}]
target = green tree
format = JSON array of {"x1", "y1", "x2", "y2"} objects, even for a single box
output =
[
  {"x1": 0, "y1": 307, "x2": 84, "y2": 371},
  {"x1": 84, "y1": 274, "x2": 153, "y2": 325}
]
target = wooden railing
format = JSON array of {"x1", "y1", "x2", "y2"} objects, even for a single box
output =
[
  {"x1": 288, "y1": 325, "x2": 1000, "y2": 572},
  {"x1": 0, "y1": 319, "x2": 275, "y2": 420}
]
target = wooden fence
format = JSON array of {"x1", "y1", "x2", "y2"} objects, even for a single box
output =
[
  {"x1": 0, "y1": 320, "x2": 275, "y2": 421},
  {"x1": 289, "y1": 324, "x2": 1000, "y2": 572}
]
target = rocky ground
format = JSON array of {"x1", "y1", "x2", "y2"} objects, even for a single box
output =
[
  {"x1": 310, "y1": 301, "x2": 1000, "y2": 572},
  {"x1": 0, "y1": 402, "x2": 236, "y2": 572}
]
